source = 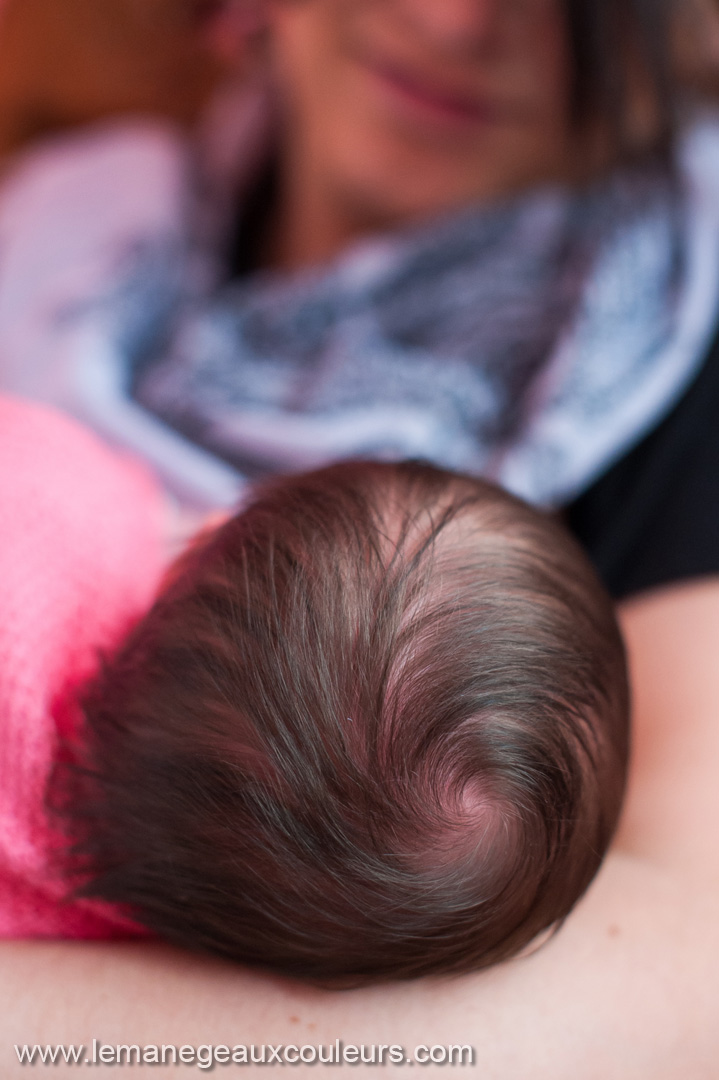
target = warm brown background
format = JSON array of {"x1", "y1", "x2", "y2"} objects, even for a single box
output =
[{"x1": 0, "y1": 0, "x2": 228, "y2": 160}]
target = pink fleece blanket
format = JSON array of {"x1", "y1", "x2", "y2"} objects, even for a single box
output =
[{"x1": 0, "y1": 396, "x2": 164, "y2": 937}]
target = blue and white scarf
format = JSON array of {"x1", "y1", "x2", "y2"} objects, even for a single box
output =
[{"x1": 1, "y1": 105, "x2": 719, "y2": 510}]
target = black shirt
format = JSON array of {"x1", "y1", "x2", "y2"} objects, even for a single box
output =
[{"x1": 566, "y1": 326, "x2": 719, "y2": 599}]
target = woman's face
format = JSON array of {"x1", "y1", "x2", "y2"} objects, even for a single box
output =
[{"x1": 268, "y1": 0, "x2": 574, "y2": 228}]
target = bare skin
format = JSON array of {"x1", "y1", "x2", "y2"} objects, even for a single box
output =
[{"x1": 4, "y1": 579, "x2": 719, "y2": 1078}]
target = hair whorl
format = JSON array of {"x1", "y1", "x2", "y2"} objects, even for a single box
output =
[{"x1": 60, "y1": 461, "x2": 629, "y2": 983}]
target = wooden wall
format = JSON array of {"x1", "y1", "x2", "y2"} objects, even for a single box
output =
[{"x1": 0, "y1": 0, "x2": 225, "y2": 159}]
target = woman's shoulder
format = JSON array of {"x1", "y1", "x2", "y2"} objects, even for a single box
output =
[{"x1": 0, "y1": 118, "x2": 191, "y2": 262}]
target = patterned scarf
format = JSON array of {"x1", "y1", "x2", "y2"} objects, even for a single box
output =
[
  {"x1": 2, "y1": 103, "x2": 717, "y2": 511},
  {"x1": 127, "y1": 118, "x2": 719, "y2": 508}
]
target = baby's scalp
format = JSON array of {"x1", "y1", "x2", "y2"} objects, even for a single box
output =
[{"x1": 58, "y1": 461, "x2": 629, "y2": 983}]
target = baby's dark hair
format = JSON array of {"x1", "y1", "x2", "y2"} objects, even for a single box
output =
[{"x1": 62, "y1": 461, "x2": 629, "y2": 983}]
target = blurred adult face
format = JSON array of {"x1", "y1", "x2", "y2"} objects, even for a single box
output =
[{"x1": 267, "y1": 0, "x2": 574, "y2": 230}]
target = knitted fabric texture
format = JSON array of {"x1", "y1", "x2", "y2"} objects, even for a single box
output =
[{"x1": 0, "y1": 396, "x2": 164, "y2": 937}]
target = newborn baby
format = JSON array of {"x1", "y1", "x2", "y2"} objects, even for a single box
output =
[
  {"x1": 63, "y1": 451, "x2": 629, "y2": 982},
  {"x1": 0, "y1": 398, "x2": 628, "y2": 982}
]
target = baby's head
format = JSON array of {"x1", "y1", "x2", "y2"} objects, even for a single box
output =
[{"x1": 67, "y1": 461, "x2": 628, "y2": 982}]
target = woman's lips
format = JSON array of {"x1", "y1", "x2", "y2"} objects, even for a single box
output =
[{"x1": 360, "y1": 56, "x2": 503, "y2": 129}]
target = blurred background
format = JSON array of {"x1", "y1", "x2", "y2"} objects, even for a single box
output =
[{"x1": 0, "y1": 0, "x2": 263, "y2": 162}]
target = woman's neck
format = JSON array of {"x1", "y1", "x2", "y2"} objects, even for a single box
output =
[
  {"x1": 258, "y1": 122, "x2": 606, "y2": 275},
  {"x1": 264, "y1": 161, "x2": 392, "y2": 273}
]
